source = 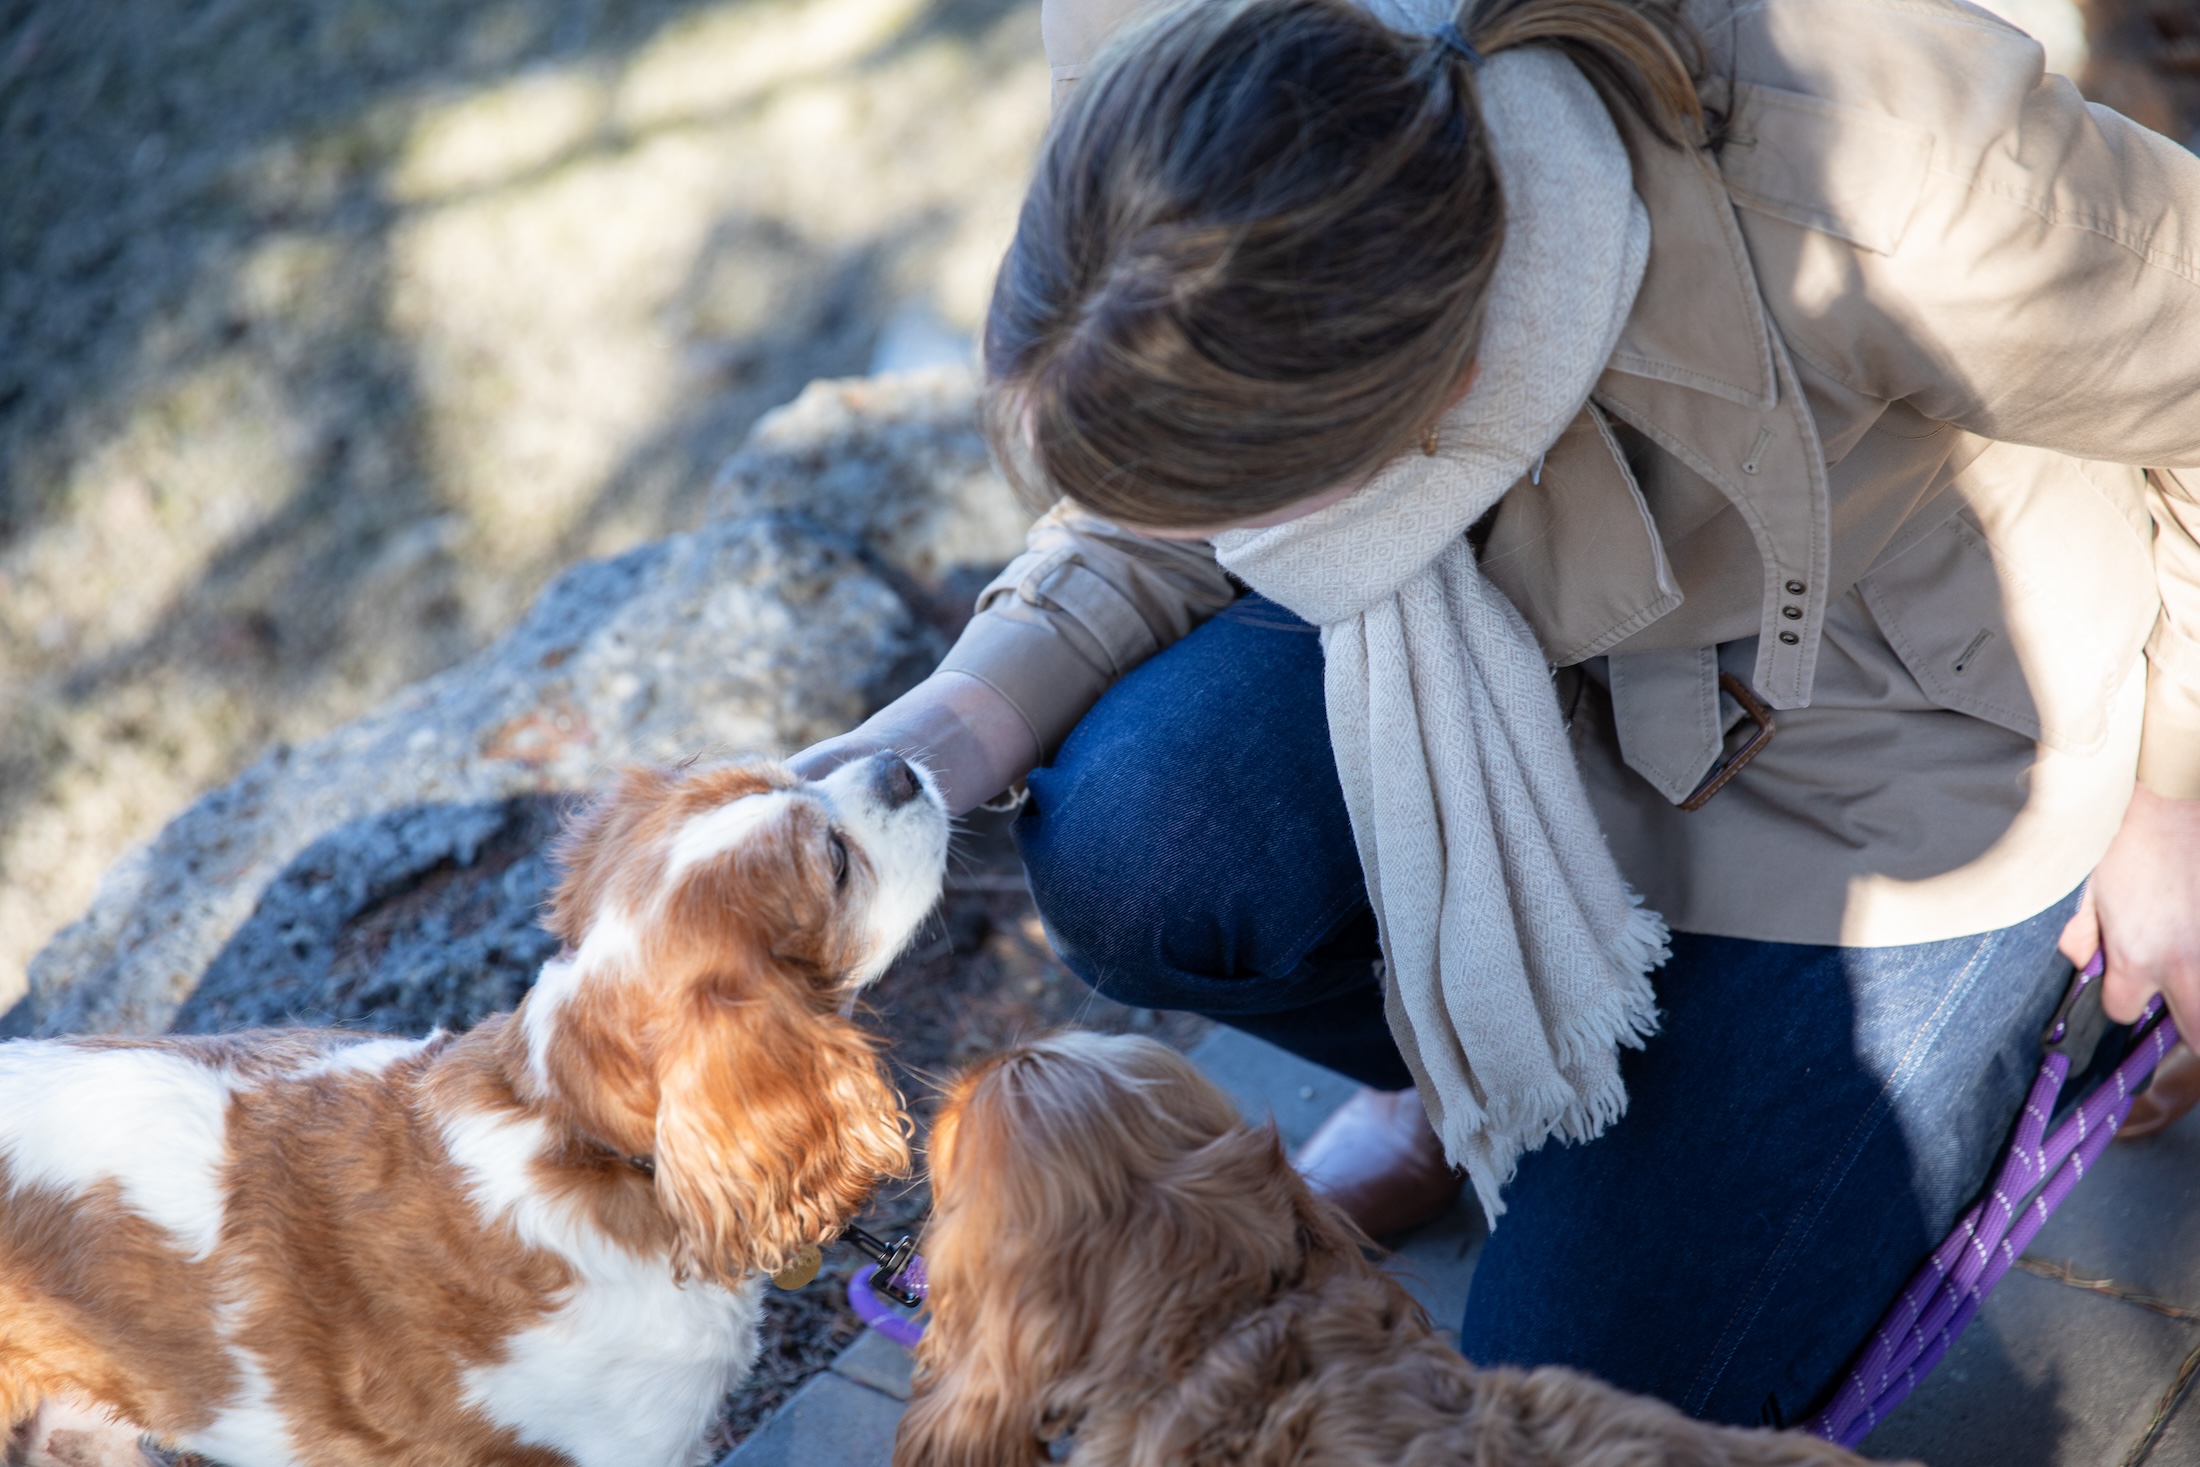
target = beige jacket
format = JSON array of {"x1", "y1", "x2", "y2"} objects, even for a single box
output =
[{"x1": 940, "y1": 0, "x2": 2200, "y2": 945}]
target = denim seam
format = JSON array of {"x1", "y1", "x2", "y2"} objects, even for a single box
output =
[
  {"x1": 1059, "y1": 887, "x2": 1371, "y2": 1016},
  {"x1": 1149, "y1": 885, "x2": 1372, "y2": 1012},
  {"x1": 1274, "y1": 887, "x2": 1377, "y2": 994},
  {"x1": 1679, "y1": 926, "x2": 2007, "y2": 1417}
]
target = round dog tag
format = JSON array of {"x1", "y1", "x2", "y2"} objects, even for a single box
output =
[{"x1": 771, "y1": 1243, "x2": 822, "y2": 1290}]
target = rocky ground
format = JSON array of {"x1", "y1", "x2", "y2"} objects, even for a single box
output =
[
  {"x1": 3, "y1": 0, "x2": 2195, "y2": 1018},
  {"x1": 11, "y1": 364, "x2": 1208, "y2": 1454},
  {"x1": 0, "y1": 0, "x2": 1049, "y2": 1009}
]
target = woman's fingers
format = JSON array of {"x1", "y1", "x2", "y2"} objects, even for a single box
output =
[{"x1": 2087, "y1": 787, "x2": 2200, "y2": 1033}]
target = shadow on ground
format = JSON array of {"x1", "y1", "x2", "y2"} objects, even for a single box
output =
[{"x1": 0, "y1": 0, "x2": 1048, "y2": 1002}]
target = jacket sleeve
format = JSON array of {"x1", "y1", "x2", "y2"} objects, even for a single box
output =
[
  {"x1": 1757, "y1": 7, "x2": 2200, "y2": 797},
  {"x1": 935, "y1": 502, "x2": 1241, "y2": 757},
  {"x1": 1897, "y1": 81, "x2": 2200, "y2": 799},
  {"x1": 2144, "y1": 467, "x2": 2200, "y2": 798}
]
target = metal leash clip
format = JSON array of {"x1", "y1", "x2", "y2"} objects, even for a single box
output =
[{"x1": 842, "y1": 1225, "x2": 923, "y2": 1306}]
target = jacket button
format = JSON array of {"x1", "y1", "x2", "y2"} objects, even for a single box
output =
[
  {"x1": 1785, "y1": 579, "x2": 1806, "y2": 595},
  {"x1": 1779, "y1": 630, "x2": 1800, "y2": 645},
  {"x1": 1782, "y1": 605, "x2": 1803, "y2": 620}
]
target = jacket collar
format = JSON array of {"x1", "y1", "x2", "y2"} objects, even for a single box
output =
[
  {"x1": 1585, "y1": 122, "x2": 1834, "y2": 715},
  {"x1": 1604, "y1": 125, "x2": 1778, "y2": 412}
]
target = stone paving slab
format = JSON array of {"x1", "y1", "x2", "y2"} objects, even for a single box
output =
[
  {"x1": 1185, "y1": 1026, "x2": 1360, "y2": 1152},
  {"x1": 2134, "y1": 1361, "x2": 2200, "y2": 1467},
  {"x1": 829, "y1": 1326, "x2": 915, "y2": 1403},
  {"x1": 1860, "y1": 1267, "x2": 2200, "y2": 1466},
  {"x1": 1388, "y1": 1192, "x2": 1486, "y2": 1326},
  {"x1": 2022, "y1": 1107, "x2": 2200, "y2": 1308},
  {"x1": 1858, "y1": 1101, "x2": 2200, "y2": 1466},
  {"x1": 717, "y1": 1368, "x2": 905, "y2": 1467}
]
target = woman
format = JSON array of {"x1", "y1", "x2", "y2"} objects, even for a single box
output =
[{"x1": 796, "y1": 0, "x2": 2200, "y2": 1426}]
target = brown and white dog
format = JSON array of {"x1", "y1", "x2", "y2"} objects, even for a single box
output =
[
  {"x1": 900, "y1": 1031, "x2": 1891, "y2": 1467},
  {"x1": 1, "y1": 752, "x2": 947, "y2": 1467}
]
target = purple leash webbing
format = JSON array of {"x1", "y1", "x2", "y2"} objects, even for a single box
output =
[{"x1": 1802, "y1": 953, "x2": 2181, "y2": 1448}]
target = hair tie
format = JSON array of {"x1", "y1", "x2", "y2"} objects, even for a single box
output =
[{"x1": 1433, "y1": 22, "x2": 1485, "y2": 69}]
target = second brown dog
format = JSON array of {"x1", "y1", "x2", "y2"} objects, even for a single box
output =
[{"x1": 898, "y1": 1031, "x2": 1898, "y2": 1467}]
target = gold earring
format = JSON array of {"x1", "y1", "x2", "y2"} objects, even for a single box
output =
[{"x1": 1421, "y1": 424, "x2": 1441, "y2": 456}]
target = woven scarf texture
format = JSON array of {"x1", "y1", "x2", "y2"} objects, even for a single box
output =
[{"x1": 1212, "y1": 47, "x2": 1667, "y2": 1221}]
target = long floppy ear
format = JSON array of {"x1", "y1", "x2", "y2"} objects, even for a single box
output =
[
  {"x1": 897, "y1": 1034, "x2": 1347, "y2": 1467},
  {"x1": 895, "y1": 1088, "x2": 1074, "y2": 1467},
  {"x1": 653, "y1": 977, "x2": 910, "y2": 1284}
]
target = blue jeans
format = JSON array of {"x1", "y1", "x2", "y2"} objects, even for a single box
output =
[{"x1": 1018, "y1": 595, "x2": 2083, "y2": 1426}]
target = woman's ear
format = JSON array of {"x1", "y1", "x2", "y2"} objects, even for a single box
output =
[{"x1": 652, "y1": 976, "x2": 910, "y2": 1285}]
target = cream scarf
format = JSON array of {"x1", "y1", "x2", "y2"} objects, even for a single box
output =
[{"x1": 1212, "y1": 48, "x2": 1666, "y2": 1221}]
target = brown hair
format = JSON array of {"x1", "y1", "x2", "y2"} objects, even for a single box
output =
[
  {"x1": 984, "y1": 0, "x2": 1705, "y2": 530},
  {"x1": 898, "y1": 1031, "x2": 1872, "y2": 1467}
]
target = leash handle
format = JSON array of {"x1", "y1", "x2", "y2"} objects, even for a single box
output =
[{"x1": 1803, "y1": 953, "x2": 2180, "y2": 1447}]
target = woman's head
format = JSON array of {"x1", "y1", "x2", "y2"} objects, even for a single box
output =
[{"x1": 985, "y1": 0, "x2": 1704, "y2": 532}]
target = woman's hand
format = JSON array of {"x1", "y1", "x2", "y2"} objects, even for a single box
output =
[
  {"x1": 2059, "y1": 784, "x2": 2200, "y2": 1039},
  {"x1": 788, "y1": 671, "x2": 1041, "y2": 817}
]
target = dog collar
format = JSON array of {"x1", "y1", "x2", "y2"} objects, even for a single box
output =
[{"x1": 578, "y1": 1132, "x2": 656, "y2": 1178}]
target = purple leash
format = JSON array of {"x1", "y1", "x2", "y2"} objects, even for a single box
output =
[
  {"x1": 849, "y1": 1256, "x2": 928, "y2": 1348},
  {"x1": 1802, "y1": 953, "x2": 2181, "y2": 1448},
  {"x1": 837, "y1": 1223, "x2": 929, "y2": 1347}
]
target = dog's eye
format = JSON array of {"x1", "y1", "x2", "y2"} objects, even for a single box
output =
[{"x1": 827, "y1": 831, "x2": 849, "y2": 887}]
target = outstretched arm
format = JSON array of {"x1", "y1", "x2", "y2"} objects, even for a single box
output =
[
  {"x1": 794, "y1": 499, "x2": 1238, "y2": 812},
  {"x1": 790, "y1": 671, "x2": 1040, "y2": 817}
]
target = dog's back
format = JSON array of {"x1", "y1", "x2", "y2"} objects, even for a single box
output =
[
  {"x1": 2, "y1": 1033, "x2": 263, "y2": 1461},
  {"x1": 903, "y1": 1031, "x2": 1891, "y2": 1467},
  {"x1": 0, "y1": 1023, "x2": 759, "y2": 1467}
]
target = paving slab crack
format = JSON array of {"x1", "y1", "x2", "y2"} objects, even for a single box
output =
[
  {"x1": 2119, "y1": 1336, "x2": 2200, "y2": 1467},
  {"x1": 2016, "y1": 1257, "x2": 2200, "y2": 1320},
  {"x1": 2014, "y1": 1257, "x2": 2200, "y2": 1467}
]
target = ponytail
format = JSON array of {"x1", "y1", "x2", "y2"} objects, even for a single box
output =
[
  {"x1": 1462, "y1": 0, "x2": 1706, "y2": 148},
  {"x1": 985, "y1": 0, "x2": 1707, "y2": 529}
]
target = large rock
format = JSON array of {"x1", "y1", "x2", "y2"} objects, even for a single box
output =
[{"x1": 9, "y1": 367, "x2": 1027, "y2": 1040}]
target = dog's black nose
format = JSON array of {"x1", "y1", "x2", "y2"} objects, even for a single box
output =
[{"x1": 872, "y1": 752, "x2": 923, "y2": 809}]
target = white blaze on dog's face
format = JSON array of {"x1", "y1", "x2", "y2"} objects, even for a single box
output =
[
  {"x1": 551, "y1": 751, "x2": 949, "y2": 1002},
  {"x1": 814, "y1": 753, "x2": 955, "y2": 982},
  {"x1": 523, "y1": 754, "x2": 940, "y2": 1285},
  {"x1": 657, "y1": 752, "x2": 952, "y2": 987}
]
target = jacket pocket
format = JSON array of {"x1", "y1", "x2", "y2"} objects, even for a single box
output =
[{"x1": 1857, "y1": 450, "x2": 2157, "y2": 754}]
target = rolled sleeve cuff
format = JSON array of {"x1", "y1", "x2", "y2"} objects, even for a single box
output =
[
  {"x1": 936, "y1": 610, "x2": 1116, "y2": 762},
  {"x1": 2138, "y1": 670, "x2": 2200, "y2": 800}
]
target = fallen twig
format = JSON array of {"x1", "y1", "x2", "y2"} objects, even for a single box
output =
[
  {"x1": 2121, "y1": 1336, "x2": 2200, "y2": 1467},
  {"x1": 2015, "y1": 1256, "x2": 2200, "y2": 1320}
]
